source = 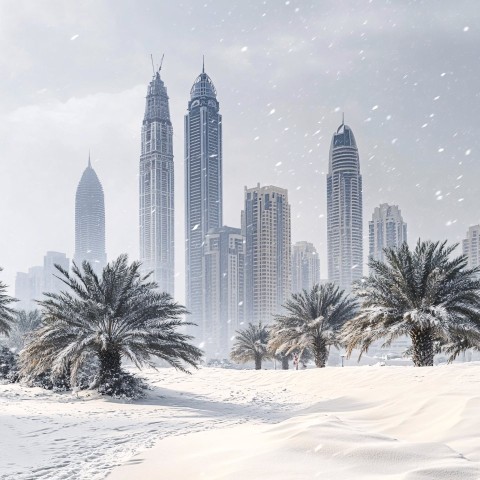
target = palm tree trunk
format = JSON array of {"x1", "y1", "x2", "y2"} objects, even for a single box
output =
[
  {"x1": 313, "y1": 341, "x2": 328, "y2": 368},
  {"x1": 281, "y1": 354, "x2": 289, "y2": 370},
  {"x1": 254, "y1": 354, "x2": 262, "y2": 370},
  {"x1": 99, "y1": 345, "x2": 122, "y2": 385},
  {"x1": 410, "y1": 328, "x2": 434, "y2": 366}
]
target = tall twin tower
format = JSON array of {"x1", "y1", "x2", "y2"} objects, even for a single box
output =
[
  {"x1": 139, "y1": 67, "x2": 175, "y2": 295},
  {"x1": 139, "y1": 61, "x2": 222, "y2": 324},
  {"x1": 139, "y1": 61, "x2": 363, "y2": 333}
]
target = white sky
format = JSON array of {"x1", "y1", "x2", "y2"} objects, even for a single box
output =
[{"x1": 1, "y1": 0, "x2": 479, "y2": 301}]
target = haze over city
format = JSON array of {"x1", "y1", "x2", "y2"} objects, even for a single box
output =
[{"x1": 1, "y1": 0, "x2": 479, "y2": 305}]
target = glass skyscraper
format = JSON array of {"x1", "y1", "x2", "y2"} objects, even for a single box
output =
[
  {"x1": 74, "y1": 157, "x2": 107, "y2": 273},
  {"x1": 139, "y1": 67, "x2": 174, "y2": 295},
  {"x1": 369, "y1": 203, "x2": 407, "y2": 263},
  {"x1": 291, "y1": 241, "x2": 320, "y2": 294},
  {"x1": 203, "y1": 226, "x2": 245, "y2": 358},
  {"x1": 185, "y1": 63, "x2": 223, "y2": 340},
  {"x1": 327, "y1": 121, "x2": 363, "y2": 291}
]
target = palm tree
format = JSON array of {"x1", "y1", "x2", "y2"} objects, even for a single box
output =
[
  {"x1": 8, "y1": 310, "x2": 42, "y2": 351},
  {"x1": 0, "y1": 268, "x2": 16, "y2": 335},
  {"x1": 230, "y1": 322, "x2": 271, "y2": 370},
  {"x1": 341, "y1": 240, "x2": 480, "y2": 367},
  {"x1": 20, "y1": 255, "x2": 203, "y2": 392},
  {"x1": 269, "y1": 283, "x2": 357, "y2": 368}
]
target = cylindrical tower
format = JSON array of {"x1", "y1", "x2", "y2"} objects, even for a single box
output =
[
  {"x1": 327, "y1": 121, "x2": 363, "y2": 291},
  {"x1": 185, "y1": 62, "x2": 223, "y2": 342},
  {"x1": 74, "y1": 157, "x2": 107, "y2": 273}
]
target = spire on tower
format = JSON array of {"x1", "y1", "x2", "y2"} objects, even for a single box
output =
[
  {"x1": 88, "y1": 150, "x2": 91, "y2": 168},
  {"x1": 150, "y1": 54, "x2": 155, "y2": 76},
  {"x1": 202, "y1": 55, "x2": 205, "y2": 74},
  {"x1": 342, "y1": 112, "x2": 345, "y2": 126}
]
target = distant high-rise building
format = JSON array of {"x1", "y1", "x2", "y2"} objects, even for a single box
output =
[
  {"x1": 185, "y1": 62, "x2": 223, "y2": 339},
  {"x1": 15, "y1": 252, "x2": 70, "y2": 311},
  {"x1": 43, "y1": 251, "x2": 70, "y2": 295},
  {"x1": 243, "y1": 184, "x2": 291, "y2": 324},
  {"x1": 139, "y1": 65, "x2": 175, "y2": 295},
  {"x1": 327, "y1": 119, "x2": 363, "y2": 291},
  {"x1": 463, "y1": 225, "x2": 480, "y2": 269},
  {"x1": 369, "y1": 204, "x2": 407, "y2": 263},
  {"x1": 74, "y1": 157, "x2": 107, "y2": 273},
  {"x1": 292, "y1": 241, "x2": 320, "y2": 293},
  {"x1": 15, "y1": 272, "x2": 33, "y2": 310},
  {"x1": 203, "y1": 226, "x2": 245, "y2": 358}
]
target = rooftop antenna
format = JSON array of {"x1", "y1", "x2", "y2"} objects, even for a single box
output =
[
  {"x1": 202, "y1": 54, "x2": 205, "y2": 74},
  {"x1": 150, "y1": 54, "x2": 155, "y2": 76},
  {"x1": 159, "y1": 53, "x2": 165, "y2": 72}
]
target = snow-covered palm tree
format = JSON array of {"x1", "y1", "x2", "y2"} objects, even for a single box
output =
[
  {"x1": 0, "y1": 268, "x2": 16, "y2": 335},
  {"x1": 8, "y1": 310, "x2": 42, "y2": 351},
  {"x1": 269, "y1": 283, "x2": 357, "y2": 368},
  {"x1": 20, "y1": 255, "x2": 203, "y2": 393},
  {"x1": 230, "y1": 322, "x2": 271, "y2": 370},
  {"x1": 341, "y1": 240, "x2": 480, "y2": 366}
]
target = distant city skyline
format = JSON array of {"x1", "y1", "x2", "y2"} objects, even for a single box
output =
[
  {"x1": 1, "y1": 2, "x2": 479, "y2": 302},
  {"x1": 15, "y1": 251, "x2": 69, "y2": 310}
]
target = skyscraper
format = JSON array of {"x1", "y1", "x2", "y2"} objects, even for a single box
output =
[
  {"x1": 463, "y1": 225, "x2": 480, "y2": 269},
  {"x1": 243, "y1": 184, "x2": 291, "y2": 325},
  {"x1": 203, "y1": 226, "x2": 245, "y2": 358},
  {"x1": 43, "y1": 251, "x2": 70, "y2": 294},
  {"x1": 16, "y1": 252, "x2": 70, "y2": 310},
  {"x1": 327, "y1": 119, "x2": 363, "y2": 291},
  {"x1": 291, "y1": 241, "x2": 320, "y2": 294},
  {"x1": 139, "y1": 65, "x2": 174, "y2": 295},
  {"x1": 185, "y1": 62, "x2": 223, "y2": 339},
  {"x1": 369, "y1": 203, "x2": 407, "y2": 263},
  {"x1": 74, "y1": 157, "x2": 107, "y2": 272}
]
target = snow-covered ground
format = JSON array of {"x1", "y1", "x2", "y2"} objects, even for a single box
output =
[{"x1": 2, "y1": 364, "x2": 480, "y2": 479}]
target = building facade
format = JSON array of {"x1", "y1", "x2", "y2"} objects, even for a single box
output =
[
  {"x1": 463, "y1": 225, "x2": 480, "y2": 269},
  {"x1": 74, "y1": 157, "x2": 107, "y2": 273},
  {"x1": 243, "y1": 184, "x2": 291, "y2": 325},
  {"x1": 185, "y1": 64, "x2": 223, "y2": 341},
  {"x1": 291, "y1": 241, "x2": 320, "y2": 294},
  {"x1": 327, "y1": 121, "x2": 363, "y2": 291},
  {"x1": 15, "y1": 252, "x2": 69, "y2": 310},
  {"x1": 369, "y1": 204, "x2": 407, "y2": 263},
  {"x1": 139, "y1": 67, "x2": 175, "y2": 295},
  {"x1": 43, "y1": 251, "x2": 70, "y2": 294},
  {"x1": 203, "y1": 226, "x2": 245, "y2": 358}
]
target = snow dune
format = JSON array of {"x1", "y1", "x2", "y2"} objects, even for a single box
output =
[{"x1": 1, "y1": 363, "x2": 480, "y2": 479}]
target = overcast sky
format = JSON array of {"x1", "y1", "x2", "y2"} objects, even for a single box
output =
[{"x1": 1, "y1": 0, "x2": 479, "y2": 301}]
